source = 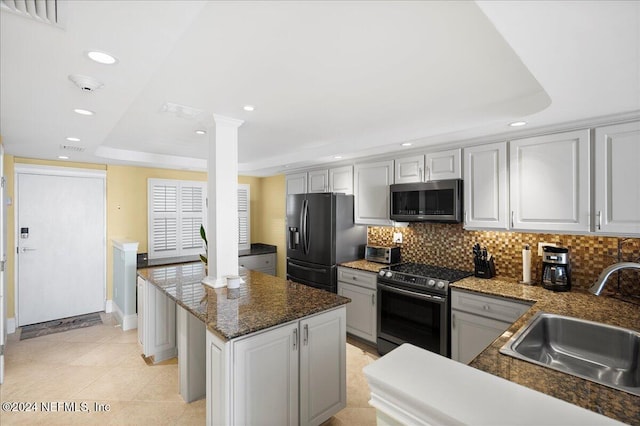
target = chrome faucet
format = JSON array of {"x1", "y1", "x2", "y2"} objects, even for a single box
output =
[{"x1": 589, "y1": 262, "x2": 640, "y2": 295}]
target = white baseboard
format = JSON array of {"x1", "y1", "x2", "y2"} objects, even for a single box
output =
[
  {"x1": 111, "y1": 302, "x2": 137, "y2": 331},
  {"x1": 112, "y1": 302, "x2": 124, "y2": 326},
  {"x1": 105, "y1": 300, "x2": 113, "y2": 313},
  {"x1": 6, "y1": 318, "x2": 16, "y2": 334}
]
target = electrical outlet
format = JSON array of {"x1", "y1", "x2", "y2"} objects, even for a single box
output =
[
  {"x1": 393, "y1": 232, "x2": 403, "y2": 244},
  {"x1": 538, "y1": 242, "x2": 557, "y2": 256}
]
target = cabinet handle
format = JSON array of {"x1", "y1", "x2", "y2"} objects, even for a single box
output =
[
  {"x1": 464, "y1": 210, "x2": 467, "y2": 226},
  {"x1": 426, "y1": 166, "x2": 431, "y2": 181},
  {"x1": 419, "y1": 167, "x2": 423, "y2": 182},
  {"x1": 597, "y1": 211, "x2": 602, "y2": 230},
  {"x1": 452, "y1": 313, "x2": 456, "y2": 329},
  {"x1": 352, "y1": 276, "x2": 357, "y2": 281},
  {"x1": 303, "y1": 324, "x2": 309, "y2": 346},
  {"x1": 511, "y1": 211, "x2": 515, "y2": 228},
  {"x1": 293, "y1": 328, "x2": 298, "y2": 351}
]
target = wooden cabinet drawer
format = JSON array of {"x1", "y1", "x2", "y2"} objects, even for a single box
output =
[
  {"x1": 239, "y1": 253, "x2": 276, "y2": 271},
  {"x1": 337, "y1": 267, "x2": 377, "y2": 290},
  {"x1": 451, "y1": 289, "x2": 531, "y2": 323}
]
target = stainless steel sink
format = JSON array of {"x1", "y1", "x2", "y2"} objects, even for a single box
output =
[{"x1": 500, "y1": 311, "x2": 640, "y2": 396}]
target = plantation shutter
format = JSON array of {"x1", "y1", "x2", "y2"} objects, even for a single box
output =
[
  {"x1": 148, "y1": 179, "x2": 207, "y2": 259},
  {"x1": 238, "y1": 184, "x2": 250, "y2": 251}
]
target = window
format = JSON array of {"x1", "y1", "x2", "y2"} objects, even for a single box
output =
[
  {"x1": 238, "y1": 184, "x2": 250, "y2": 252},
  {"x1": 148, "y1": 179, "x2": 206, "y2": 259}
]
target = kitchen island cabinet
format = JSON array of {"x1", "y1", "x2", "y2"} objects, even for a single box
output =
[{"x1": 137, "y1": 263, "x2": 349, "y2": 426}]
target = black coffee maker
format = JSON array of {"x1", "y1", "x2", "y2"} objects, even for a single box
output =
[{"x1": 541, "y1": 246, "x2": 571, "y2": 291}]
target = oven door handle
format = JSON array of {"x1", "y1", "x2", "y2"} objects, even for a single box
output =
[{"x1": 378, "y1": 282, "x2": 446, "y2": 303}]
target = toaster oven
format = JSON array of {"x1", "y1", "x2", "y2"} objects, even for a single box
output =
[{"x1": 365, "y1": 245, "x2": 401, "y2": 264}]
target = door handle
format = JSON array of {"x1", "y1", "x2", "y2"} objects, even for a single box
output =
[
  {"x1": 20, "y1": 247, "x2": 37, "y2": 253},
  {"x1": 293, "y1": 328, "x2": 298, "y2": 351},
  {"x1": 303, "y1": 324, "x2": 309, "y2": 346}
]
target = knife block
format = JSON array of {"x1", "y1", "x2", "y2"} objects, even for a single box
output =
[{"x1": 474, "y1": 258, "x2": 496, "y2": 279}]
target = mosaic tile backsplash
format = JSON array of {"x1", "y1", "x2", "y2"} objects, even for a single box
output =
[{"x1": 368, "y1": 223, "x2": 640, "y2": 297}]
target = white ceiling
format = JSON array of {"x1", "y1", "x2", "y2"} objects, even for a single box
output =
[{"x1": 1, "y1": 1, "x2": 639, "y2": 176}]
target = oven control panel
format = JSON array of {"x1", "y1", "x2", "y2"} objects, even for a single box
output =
[{"x1": 378, "y1": 270, "x2": 448, "y2": 293}]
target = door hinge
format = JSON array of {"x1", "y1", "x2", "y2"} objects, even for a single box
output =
[
  {"x1": 0, "y1": 260, "x2": 4, "y2": 272},
  {"x1": 0, "y1": 177, "x2": 5, "y2": 188}
]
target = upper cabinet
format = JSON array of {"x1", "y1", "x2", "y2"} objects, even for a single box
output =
[
  {"x1": 394, "y1": 148, "x2": 461, "y2": 184},
  {"x1": 463, "y1": 142, "x2": 508, "y2": 229},
  {"x1": 594, "y1": 121, "x2": 640, "y2": 235},
  {"x1": 354, "y1": 160, "x2": 394, "y2": 226},
  {"x1": 287, "y1": 166, "x2": 353, "y2": 195},
  {"x1": 425, "y1": 148, "x2": 462, "y2": 181},
  {"x1": 286, "y1": 172, "x2": 308, "y2": 195},
  {"x1": 509, "y1": 129, "x2": 590, "y2": 233}
]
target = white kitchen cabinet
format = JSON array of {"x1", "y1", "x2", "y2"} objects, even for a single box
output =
[
  {"x1": 286, "y1": 172, "x2": 308, "y2": 195},
  {"x1": 463, "y1": 142, "x2": 509, "y2": 229},
  {"x1": 329, "y1": 165, "x2": 353, "y2": 194},
  {"x1": 425, "y1": 148, "x2": 462, "y2": 180},
  {"x1": 451, "y1": 289, "x2": 530, "y2": 364},
  {"x1": 594, "y1": 121, "x2": 640, "y2": 235},
  {"x1": 337, "y1": 267, "x2": 377, "y2": 344},
  {"x1": 137, "y1": 277, "x2": 177, "y2": 363},
  {"x1": 509, "y1": 129, "x2": 590, "y2": 232},
  {"x1": 207, "y1": 306, "x2": 346, "y2": 426},
  {"x1": 354, "y1": 160, "x2": 394, "y2": 225},
  {"x1": 308, "y1": 169, "x2": 329, "y2": 193},
  {"x1": 394, "y1": 154, "x2": 424, "y2": 184},
  {"x1": 238, "y1": 252, "x2": 276, "y2": 275}
]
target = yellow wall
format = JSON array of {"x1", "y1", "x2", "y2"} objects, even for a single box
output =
[{"x1": 3, "y1": 156, "x2": 287, "y2": 319}]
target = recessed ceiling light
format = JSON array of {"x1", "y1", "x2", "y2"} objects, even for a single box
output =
[
  {"x1": 243, "y1": 105, "x2": 255, "y2": 112},
  {"x1": 401, "y1": 142, "x2": 412, "y2": 147},
  {"x1": 66, "y1": 137, "x2": 80, "y2": 142},
  {"x1": 58, "y1": 155, "x2": 70, "y2": 160},
  {"x1": 195, "y1": 130, "x2": 207, "y2": 135},
  {"x1": 73, "y1": 108, "x2": 94, "y2": 116},
  {"x1": 334, "y1": 156, "x2": 343, "y2": 159},
  {"x1": 509, "y1": 121, "x2": 527, "y2": 127},
  {"x1": 86, "y1": 50, "x2": 118, "y2": 65}
]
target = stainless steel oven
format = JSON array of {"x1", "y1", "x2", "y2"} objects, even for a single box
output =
[{"x1": 376, "y1": 263, "x2": 472, "y2": 356}]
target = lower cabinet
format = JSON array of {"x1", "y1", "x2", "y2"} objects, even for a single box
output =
[
  {"x1": 337, "y1": 267, "x2": 377, "y2": 344},
  {"x1": 451, "y1": 289, "x2": 530, "y2": 364},
  {"x1": 137, "y1": 276, "x2": 177, "y2": 363},
  {"x1": 239, "y1": 253, "x2": 277, "y2": 275},
  {"x1": 207, "y1": 307, "x2": 347, "y2": 426}
]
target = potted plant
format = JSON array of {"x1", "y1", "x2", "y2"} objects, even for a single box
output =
[{"x1": 200, "y1": 224, "x2": 208, "y2": 273}]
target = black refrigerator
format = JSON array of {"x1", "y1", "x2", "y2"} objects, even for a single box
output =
[{"x1": 286, "y1": 193, "x2": 367, "y2": 293}]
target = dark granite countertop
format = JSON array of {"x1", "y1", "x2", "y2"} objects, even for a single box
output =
[
  {"x1": 137, "y1": 263, "x2": 349, "y2": 342},
  {"x1": 137, "y1": 255, "x2": 200, "y2": 269},
  {"x1": 339, "y1": 259, "x2": 391, "y2": 273},
  {"x1": 239, "y1": 243, "x2": 277, "y2": 257},
  {"x1": 452, "y1": 277, "x2": 640, "y2": 425}
]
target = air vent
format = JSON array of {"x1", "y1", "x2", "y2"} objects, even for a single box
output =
[
  {"x1": 59, "y1": 144, "x2": 85, "y2": 152},
  {"x1": 160, "y1": 102, "x2": 204, "y2": 120},
  {"x1": 1, "y1": 0, "x2": 66, "y2": 28}
]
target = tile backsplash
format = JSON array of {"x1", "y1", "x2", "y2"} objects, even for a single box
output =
[{"x1": 368, "y1": 223, "x2": 640, "y2": 297}]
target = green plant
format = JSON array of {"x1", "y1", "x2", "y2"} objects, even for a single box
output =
[{"x1": 200, "y1": 224, "x2": 208, "y2": 265}]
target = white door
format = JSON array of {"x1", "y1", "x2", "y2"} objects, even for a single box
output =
[
  {"x1": 0, "y1": 145, "x2": 5, "y2": 384},
  {"x1": 17, "y1": 170, "x2": 105, "y2": 326}
]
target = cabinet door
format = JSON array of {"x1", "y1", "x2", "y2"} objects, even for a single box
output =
[
  {"x1": 595, "y1": 121, "x2": 640, "y2": 235},
  {"x1": 329, "y1": 166, "x2": 353, "y2": 194},
  {"x1": 394, "y1": 155, "x2": 425, "y2": 184},
  {"x1": 463, "y1": 142, "x2": 508, "y2": 229},
  {"x1": 233, "y1": 322, "x2": 299, "y2": 426},
  {"x1": 451, "y1": 309, "x2": 510, "y2": 364},
  {"x1": 425, "y1": 148, "x2": 461, "y2": 180},
  {"x1": 286, "y1": 173, "x2": 308, "y2": 195},
  {"x1": 137, "y1": 277, "x2": 144, "y2": 347},
  {"x1": 338, "y1": 282, "x2": 376, "y2": 343},
  {"x1": 300, "y1": 307, "x2": 347, "y2": 426},
  {"x1": 308, "y1": 170, "x2": 329, "y2": 193},
  {"x1": 510, "y1": 129, "x2": 590, "y2": 232},
  {"x1": 354, "y1": 160, "x2": 394, "y2": 226},
  {"x1": 145, "y1": 283, "x2": 177, "y2": 362}
]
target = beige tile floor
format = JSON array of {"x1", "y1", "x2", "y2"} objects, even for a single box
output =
[{"x1": 0, "y1": 314, "x2": 379, "y2": 425}]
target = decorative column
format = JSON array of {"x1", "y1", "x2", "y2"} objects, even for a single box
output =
[{"x1": 202, "y1": 114, "x2": 244, "y2": 288}]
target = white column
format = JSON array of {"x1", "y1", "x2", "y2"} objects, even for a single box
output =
[{"x1": 202, "y1": 114, "x2": 244, "y2": 288}]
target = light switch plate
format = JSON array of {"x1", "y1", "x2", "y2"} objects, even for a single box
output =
[{"x1": 393, "y1": 232, "x2": 403, "y2": 244}]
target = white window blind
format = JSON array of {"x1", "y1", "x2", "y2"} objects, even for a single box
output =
[
  {"x1": 148, "y1": 179, "x2": 206, "y2": 259},
  {"x1": 238, "y1": 184, "x2": 250, "y2": 251}
]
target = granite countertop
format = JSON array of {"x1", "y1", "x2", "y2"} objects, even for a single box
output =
[
  {"x1": 137, "y1": 263, "x2": 349, "y2": 342},
  {"x1": 239, "y1": 243, "x2": 277, "y2": 257},
  {"x1": 339, "y1": 259, "x2": 390, "y2": 273},
  {"x1": 452, "y1": 277, "x2": 640, "y2": 425}
]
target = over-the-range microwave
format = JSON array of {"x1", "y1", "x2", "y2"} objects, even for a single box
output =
[{"x1": 390, "y1": 179, "x2": 463, "y2": 223}]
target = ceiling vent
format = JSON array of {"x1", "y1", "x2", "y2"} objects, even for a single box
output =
[
  {"x1": 1, "y1": 0, "x2": 66, "y2": 28},
  {"x1": 68, "y1": 74, "x2": 104, "y2": 92},
  {"x1": 160, "y1": 102, "x2": 204, "y2": 120},
  {"x1": 59, "y1": 144, "x2": 85, "y2": 152}
]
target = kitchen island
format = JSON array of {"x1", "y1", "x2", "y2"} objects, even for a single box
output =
[{"x1": 137, "y1": 262, "x2": 349, "y2": 426}]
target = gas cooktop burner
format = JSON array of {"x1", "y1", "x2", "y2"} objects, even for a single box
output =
[{"x1": 378, "y1": 262, "x2": 473, "y2": 294}]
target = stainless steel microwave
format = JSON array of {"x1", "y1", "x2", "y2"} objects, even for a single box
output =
[
  {"x1": 365, "y1": 245, "x2": 401, "y2": 264},
  {"x1": 390, "y1": 179, "x2": 463, "y2": 223}
]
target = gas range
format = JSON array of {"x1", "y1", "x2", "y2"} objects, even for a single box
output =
[{"x1": 377, "y1": 262, "x2": 473, "y2": 295}]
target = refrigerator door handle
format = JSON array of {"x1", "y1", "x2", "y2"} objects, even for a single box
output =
[
  {"x1": 299, "y1": 200, "x2": 307, "y2": 253},
  {"x1": 303, "y1": 200, "x2": 311, "y2": 254},
  {"x1": 288, "y1": 261, "x2": 328, "y2": 274}
]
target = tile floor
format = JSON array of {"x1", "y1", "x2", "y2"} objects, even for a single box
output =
[{"x1": 0, "y1": 314, "x2": 379, "y2": 425}]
